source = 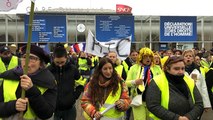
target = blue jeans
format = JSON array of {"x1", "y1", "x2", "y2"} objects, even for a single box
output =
[{"x1": 54, "y1": 106, "x2": 76, "y2": 120}]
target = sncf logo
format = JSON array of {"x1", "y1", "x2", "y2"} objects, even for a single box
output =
[{"x1": 116, "y1": 4, "x2": 132, "y2": 14}]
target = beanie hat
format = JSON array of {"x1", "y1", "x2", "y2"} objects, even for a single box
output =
[
  {"x1": 21, "y1": 45, "x2": 50, "y2": 64},
  {"x1": 0, "y1": 46, "x2": 10, "y2": 53}
]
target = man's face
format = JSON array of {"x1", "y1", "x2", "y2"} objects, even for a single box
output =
[
  {"x1": 108, "y1": 52, "x2": 117, "y2": 64},
  {"x1": 53, "y1": 56, "x2": 67, "y2": 67},
  {"x1": 0, "y1": 51, "x2": 11, "y2": 58},
  {"x1": 130, "y1": 52, "x2": 138, "y2": 62}
]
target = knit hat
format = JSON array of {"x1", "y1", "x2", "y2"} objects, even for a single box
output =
[
  {"x1": 0, "y1": 46, "x2": 10, "y2": 53},
  {"x1": 21, "y1": 45, "x2": 50, "y2": 64}
]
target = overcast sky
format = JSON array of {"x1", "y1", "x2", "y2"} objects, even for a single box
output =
[{"x1": 1, "y1": 0, "x2": 213, "y2": 16}]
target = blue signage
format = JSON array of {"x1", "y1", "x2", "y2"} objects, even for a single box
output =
[
  {"x1": 24, "y1": 15, "x2": 66, "y2": 42},
  {"x1": 160, "y1": 16, "x2": 197, "y2": 42},
  {"x1": 96, "y1": 15, "x2": 134, "y2": 42}
]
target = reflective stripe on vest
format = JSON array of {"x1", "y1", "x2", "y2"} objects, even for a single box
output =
[
  {"x1": 99, "y1": 83, "x2": 124, "y2": 119},
  {"x1": 3, "y1": 79, "x2": 47, "y2": 119},
  {"x1": 149, "y1": 73, "x2": 195, "y2": 120},
  {"x1": 115, "y1": 65, "x2": 123, "y2": 77}
]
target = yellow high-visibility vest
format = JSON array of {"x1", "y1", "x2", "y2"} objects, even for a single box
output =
[
  {"x1": 149, "y1": 73, "x2": 195, "y2": 120},
  {"x1": 3, "y1": 79, "x2": 47, "y2": 119}
]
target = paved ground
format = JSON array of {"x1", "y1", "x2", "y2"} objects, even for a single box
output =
[
  {"x1": 201, "y1": 109, "x2": 213, "y2": 120},
  {"x1": 76, "y1": 93, "x2": 85, "y2": 120}
]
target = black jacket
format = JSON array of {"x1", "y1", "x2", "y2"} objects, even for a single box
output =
[
  {"x1": 146, "y1": 74, "x2": 204, "y2": 120},
  {"x1": 206, "y1": 69, "x2": 213, "y2": 109},
  {"x1": 47, "y1": 60, "x2": 83, "y2": 111},
  {"x1": 0, "y1": 66, "x2": 57, "y2": 119}
]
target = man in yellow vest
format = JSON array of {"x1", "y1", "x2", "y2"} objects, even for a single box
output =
[
  {"x1": 0, "y1": 46, "x2": 20, "y2": 85},
  {"x1": 146, "y1": 56, "x2": 203, "y2": 120},
  {"x1": 122, "y1": 49, "x2": 138, "y2": 74},
  {"x1": 200, "y1": 51, "x2": 212, "y2": 69},
  {"x1": 107, "y1": 51, "x2": 126, "y2": 80}
]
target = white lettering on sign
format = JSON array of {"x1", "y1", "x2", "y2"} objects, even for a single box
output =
[
  {"x1": 164, "y1": 22, "x2": 193, "y2": 36},
  {"x1": 116, "y1": 7, "x2": 131, "y2": 13}
]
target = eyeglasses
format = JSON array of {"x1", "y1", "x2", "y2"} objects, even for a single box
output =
[{"x1": 21, "y1": 55, "x2": 40, "y2": 63}]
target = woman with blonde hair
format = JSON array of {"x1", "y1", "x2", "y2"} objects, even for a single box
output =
[
  {"x1": 183, "y1": 50, "x2": 211, "y2": 112},
  {"x1": 153, "y1": 52, "x2": 162, "y2": 68}
]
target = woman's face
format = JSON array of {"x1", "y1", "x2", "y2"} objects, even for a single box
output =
[
  {"x1": 130, "y1": 52, "x2": 138, "y2": 62},
  {"x1": 21, "y1": 54, "x2": 41, "y2": 74},
  {"x1": 154, "y1": 55, "x2": 160, "y2": 65},
  {"x1": 194, "y1": 56, "x2": 201, "y2": 65},
  {"x1": 175, "y1": 51, "x2": 181, "y2": 56},
  {"x1": 167, "y1": 61, "x2": 185, "y2": 76},
  {"x1": 183, "y1": 52, "x2": 194, "y2": 66},
  {"x1": 101, "y1": 62, "x2": 113, "y2": 78}
]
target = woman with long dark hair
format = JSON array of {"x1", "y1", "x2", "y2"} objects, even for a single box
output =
[{"x1": 81, "y1": 57, "x2": 131, "y2": 120}]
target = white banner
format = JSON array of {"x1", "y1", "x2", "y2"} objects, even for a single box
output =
[
  {"x1": 86, "y1": 30, "x2": 131, "y2": 60},
  {"x1": 0, "y1": 0, "x2": 23, "y2": 11}
]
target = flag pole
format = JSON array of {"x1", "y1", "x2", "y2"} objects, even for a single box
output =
[{"x1": 19, "y1": 1, "x2": 35, "y2": 119}]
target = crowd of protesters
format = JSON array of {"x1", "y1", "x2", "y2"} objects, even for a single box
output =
[{"x1": 0, "y1": 43, "x2": 213, "y2": 120}]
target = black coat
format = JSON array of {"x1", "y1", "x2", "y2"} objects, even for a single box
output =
[
  {"x1": 47, "y1": 60, "x2": 83, "y2": 111},
  {"x1": 205, "y1": 69, "x2": 213, "y2": 109},
  {"x1": 0, "y1": 66, "x2": 57, "y2": 119}
]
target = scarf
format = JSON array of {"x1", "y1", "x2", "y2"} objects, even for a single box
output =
[
  {"x1": 165, "y1": 72, "x2": 188, "y2": 98},
  {"x1": 98, "y1": 75, "x2": 112, "y2": 87}
]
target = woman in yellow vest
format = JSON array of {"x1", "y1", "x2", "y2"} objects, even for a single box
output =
[
  {"x1": 146, "y1": 56, "x2": 203, "y2": 120},
  {"x1": 183, "y1": 50, "x2": 211, "y2": 111},
  {"x1": 0, "y1": 45, "x2": 57, "y2": 120},
  {"x1": 81, "y1": 57, "x2": 131, "y2": 120}
]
